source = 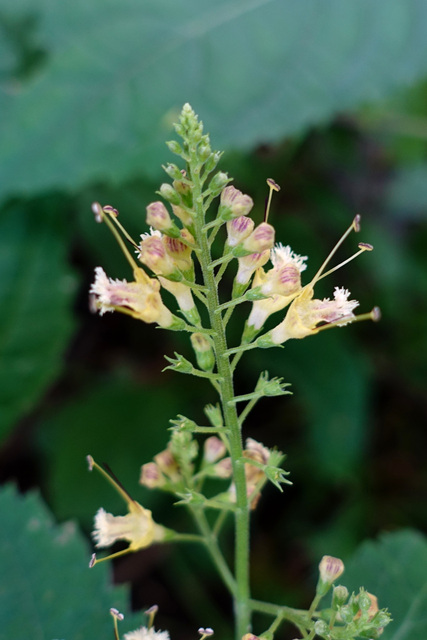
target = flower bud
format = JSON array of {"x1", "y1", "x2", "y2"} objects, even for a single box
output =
[
  {"x1": 214, "y1": 457, "x2": 233, "y2": 478},
  {"x1": 172, "y1": 204, "x2": 194, "y2": 228},
  {"x1": 190, "y1": 332, "x2": 215, "y2": 372},
  {"x1": 235, "y1": 223, "x2": 274, "y2": 256},
  {"x1": 197, "y1": 143, "x2": 211, "y2": 162},
  {"x1": 139, "y1": 462, "x2": 166, "y2": 488},
  {"x1": 332, "y1": 585, "x2": 349, "y2": 609},
  {"x1": 146, "y1": 201, "x2": 180, "y2": 237},
  {"x1": 317, "y1": 555, "x2": 345, "y2": 596},
  {"x1": 203, "y1": 436, "x2": 227, "y2": 463},
  {"x1": 204, "y1": 151, "x2": 222, "y2": 174},
  {"x1": 226, "y1": 216, "x2": 255, "y2": 247},
  {"x1": 159, "y1": 183, "x2": 181, "y2": 205},
  {"x1": 208, "y1": 172, "x2": 230, "y2": 196},
  {"x1": 313, "y1": 620, "x2": 328, "y2": 636},
  {"x1": 166, "y1": 139, "x2": 184, "y2": 156},
  {"x1": 204, "y1": 403, "x2": 223, "y2": 428},
  {"x1": 138, "y1": 233, "x2": 178, "y2": 277},
  {"x1": 154, "y1": 449, "x2": 180, "y2": 482},
  {"x1": 219, "y1": 186, "x2": 253, "y2": 221},
  {"x1": 163, "y1": 163, "x2": 185, "y2": 181}
]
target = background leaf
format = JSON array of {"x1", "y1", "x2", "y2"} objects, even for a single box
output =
[
  {"x1": 0, "y1": 197, "x2": 76, "y2": 440},
  {"x1": 0, "y1": 484, "x2": 140, "y2": 640},
  {"x1": 4, "y1": 0, "x2": 427, "y2": 198},
  {"x1": 344, "y1": 529, "x2": 427, "y2": 640}
]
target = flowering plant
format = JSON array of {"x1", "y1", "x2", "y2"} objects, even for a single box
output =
[{"x1": 87, "y1": 104, "x2": 390, "y2": 640}]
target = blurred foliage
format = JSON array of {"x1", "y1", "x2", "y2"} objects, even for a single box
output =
[
  {"x1": 344, "y1": 529, "x2": 427, "y2": 640},
  {"x1": 0, "y1": 484, "x2": 142, "y2": 640},
  {"x1": 1, "y1": 2, "x2": 427, "y2": 639}
]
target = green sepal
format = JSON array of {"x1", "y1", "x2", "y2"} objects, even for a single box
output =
[
  {"x1": 163, "y1": 353, "x2": 222, "y2": 380},
  {"x1": 230, "y1": 371, "x2": 291, "y2": 404},
  {"x1": 240, "y1": 450, "x2": 292, "y2": 492},
  {"x1": 169, "y1": 414, "x2": 199, "y2": 432},
  {"x1": 163, "y1": 352, "x2": 193, "y2": 374},
  {"x1": 204, "y1": 403, "x2": 224, "y2": 428}
]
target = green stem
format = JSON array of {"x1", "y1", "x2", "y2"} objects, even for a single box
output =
[
  {"x1": 249, "y1": 599, "x2": 310, "y2": 632},
  {"x1": 189, "y1": 506, "x2": 236, "y2": 596},
  {"x1": 190, "y1": 161, "x2": 252, "y2": 639}
]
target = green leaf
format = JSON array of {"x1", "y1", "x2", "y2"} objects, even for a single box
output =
[
  {"x1": 4, "y1": 1, "x2": 427, "y2": 199},
  {"x1": 343, "y1": 529, "x2": 427, "y2": 640},
  {"x1": 0, "y1": 197, "x2": 76, "y2": 440},
  {"x1": 0, "y1": 484, "x2": 140, "y2": 640}
]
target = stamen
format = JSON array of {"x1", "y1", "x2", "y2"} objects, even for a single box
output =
[
  {"x1": 264, "y1": 178, "x2": 280, "y2": 222},
  {"x1": 353, "y1": 214, "x2": 361, "y2": 232},
  {"x1": 310, "y1": 218, "x2": 361, "y2": 287},
  {"x1": 317, "y1": 243, "x2": 374, "y2": 282},
  {"x1": 92, "y1": 202, "x2": 103, "y2": 223},
  {"x1": 90, "y1": 547, "x2": 132, "y2": 566},
  {"x1": 101, "y1": 209, "x2": 141, "y2": 275},
  {"x1": 316, "y1": 307, "x2": 381, "y2": 333},
  {"x1": 371, "y1": 306, "x2": 381, "y2": 321},
  {"x1": 110, "y1": 608, "x2": 124, "y2": 621},
  {"x1": 146, "y1": 605, "x2": 159, "y2": 629},
  {"x1": 110, "y1": 607, "x2": 124, "y2": 640},
  {"x1": 87, "y1": 456, "x2": 135, "y2": 506}
]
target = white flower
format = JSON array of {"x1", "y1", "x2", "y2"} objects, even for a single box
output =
[
  {"x1": 124, "y1": 626, "x2": 170, "y2": 640},
  {"x1": 90, "y1": 266, "x2": 174, "y2": 327},
  {"x1": 93, "y1": 506, "x2": 156, "y2": 550}
]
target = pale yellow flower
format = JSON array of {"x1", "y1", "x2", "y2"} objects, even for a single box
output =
[
  {"x1": 87, "y1": 456, "x2": 166, "y2": 565},
  {"x1": 90, "y1": 266, "x2": 174, "y2": 328}
]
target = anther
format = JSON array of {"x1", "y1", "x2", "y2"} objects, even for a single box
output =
[
  {"x1": 92, "y1": 202, "x2": 103, "y2": 223},
  {"x1": 371, "y1": 306, "x2": 381, "y2": 322},
  {"x1": 353, "y1": 214, "x2": 361, "y2": 232},
  {"x1": 266, "y1": 178, "x2": 280, "y2": 192},
  {"x1": 89, "y1": 553, "x2": 97, "y2": 568},
  {"x1": 103, "y1": 205, "x2": 119, "y2": 217},
  {"x1": 110, "y1": 608, "x2": 124, "y2": 621},
  {"x1": 86, "y1": 455, "x2": 94, "y2": 471},
  {"x1": 358, "y1": 242, "x2": 373, "y2": 251},
  {"x1": 198, "y1": 628, "x2": 214, "y2": 639}
]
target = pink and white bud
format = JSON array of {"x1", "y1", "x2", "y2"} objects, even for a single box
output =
[
  {"x1": 318, "y1": 555, "x2": 345, "y2": 585},
  {"x1": 236, "y1": 250, "x2": 271, "y2": 285},
  {"x1": 242, "y1": 223, "x2": 275, "y2": 254},
  {"x1": 164, "y1": 231, "x2": 194, "y2": 273},
  {"x1": 203, "y1": 436, "x2": 227, "y2": 463},
  {"x1": 226, "y1": 216, "x2": 255, "y2": 247},
  {"x1": 146, "y1": 201, "x2": 174, "y2": 232},
  {"x1": 218, "y1": 185, "x2": 254, "y2": 220},
  {"x1": 214, "y1": 457, "x2": 233, "y2": 478},
  {"x1": 139, "y1": 462, "x2": 166, "y2": 489},
  {"x1": 138, "y1": 232, "x2": 177, "y2": 276}
]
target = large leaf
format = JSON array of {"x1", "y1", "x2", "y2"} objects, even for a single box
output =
[
  {"x1": 3, "y1": 0, "x2": 427, "y2": 199},
  {"x1": 343, "y1": 529, "x2": 427, "y2": 640},
  {"x1": 0, "y1": 197, "x2": 76, "y2": 440},
  {"x1": 0, "y1": 484, "x2": 140, "y2": 640}
]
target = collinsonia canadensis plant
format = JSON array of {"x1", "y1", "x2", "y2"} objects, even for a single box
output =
[{"x1": 87, "y1": 104, "x2": 390, "y2": 640}]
